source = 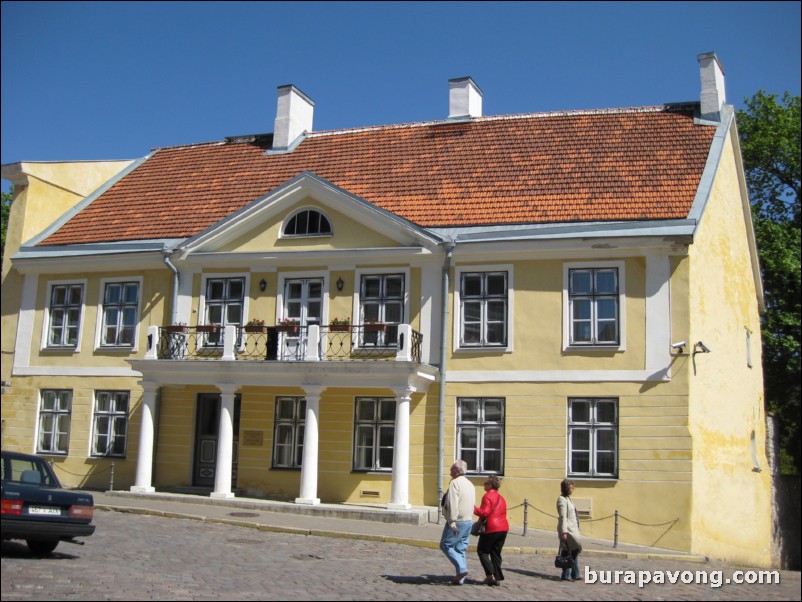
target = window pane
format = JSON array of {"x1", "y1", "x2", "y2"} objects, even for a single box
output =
[
  {"x1": 463, "y1": 323, "x2": 481, "y2": 344},
  {"x1": 459, "y1": 399, "x2": 479, "y2": 422},
  {"x1": 596, "y1": 400, "x2": 616, "y2": 423},
  {"x1": 486, "y1": 273, "x2": 506, "y2": 296},
  {"x1": 570, "y1": 270, "x2": 592, "y2": 294},
  {"x1": 571, "y1": 428, "x2": 591, "y2": 450},
  {"x1": 483, "y1": 449, "x2": 502, "y2": 472},
  {"x1": 462, "y1": 274, "x2": 482, "y2": 297},
  {"x1": 571, "y1": 400, "x2": 591, "y2": 423},
  {"x1": 571, "y1": 451, "x2": 590, "y2": 473},
  {"x1": 385, "y1": 276, "x2": 404, "y2": 298},
  {"x1": 486, "y1": 300, "x2": 506, "y2": 322},
  {"x1": 460, "y1": 427, "x2": 478, "y2": 449},
  {"x1": 572, "y1": 298, "x2": 591, "y2": 319},
  {"x1": 596, "y1": 429, "x2": 616, "y2": 452},
  {"x1": 68, "y1": 285, "x2": 83, "y2": 305},
  {"x1": 227, "y1": 305, "x2": 242, "y2": 325},
  {"x1": 486, "y1": 323, "x2": 505, "y2": 344},
  {"x1": 484, "y1": 400, "x2": 504, "y2": 422},
  {"x1": 595, "y1": 269, "x2": 618, "y2": 294},
  {"x1": 357, "y1": 399, "x2": 375, "y2": 421},
  {"x1": 362, "y1": 278, "x2": 381, "y2": 298},
  {"x1": 227, "y1": 279, "x2": 244, "y2": 300},
  {"x1": 105, "y1": 284, "x2": 121, "y2": 304},
  {"x1": 123, "y1": 284, "x2": 139, "y2": 304},
  {"x1": 463, "y1": 302, "x2": 482, "y2": 322},
  {"x1": 379, "y1": 399, "x2": 396, "y2": 422},
  {"x1": 277, "y1": 398, "x2": 295, "y2": 420}
]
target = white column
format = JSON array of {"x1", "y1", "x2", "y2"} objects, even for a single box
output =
[
  {"x1": 296, "y1": 386, "x2": 324, "y2": 505},
  {"x1": 131, "y1": 382, "x2": 159, "y2": 493},
  {"x1": 389, "y1": 386, "x2": 415, "y2": 510},
  {"x1": 211, "y1": 385, "x2": 237, "y2": 499}
]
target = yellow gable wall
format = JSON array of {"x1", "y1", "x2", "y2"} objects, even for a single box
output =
[
  {"x1": 219, "y1": 198, "x2": 403, "y2": 252},
  {"x1": 687, "y1": 125, "x2": 771, "y2": 566}
]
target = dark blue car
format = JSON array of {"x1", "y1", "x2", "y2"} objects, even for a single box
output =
[{"x1": 1, "y1": 450, "x2": 95, "y2": 555}]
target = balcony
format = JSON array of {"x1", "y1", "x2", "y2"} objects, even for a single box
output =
[{"x1": 145, "y1": 324, "x2": 424, "y2": 364}]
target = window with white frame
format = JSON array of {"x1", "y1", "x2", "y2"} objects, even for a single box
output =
[
  {"x1": 37, "y1": 390, "x2": 72, "y2": 454},
  {"x1": 273, "y1": 397, "x2": 305, "y2": 469},
  {"x1": 360, "y1": 274, "x2": 404, "y2": 346},
  {"x1": 353, "y1": 397, "x2": 395, "y2": 471},
  {"x1": 460, "y1": 272, "x2": 508, "y2": 347},
  {"x1": 457, "y1": 397, "x2": 504, "y2": 474},
  {"x1": 47, "y1": 284, "x2": 83, "y2": 348},
  {"x1": 568, "y1": 267, "x2": 620, "y2": 346},
  {"x1": 100, "y1": 281, "x2": 139, "y2": 347},
  {"x1": 568, "y1": 397, "x2": 618, "y2": 477},
  {"x1": 92, "y1": 391, "x2": 129, "y2": 457},
  {"x1": 204, "y1": 277, "x2": 245, "y2": 345},
  {"x1": 284, "y1": 209, "x2": 332, "y2": 236}
]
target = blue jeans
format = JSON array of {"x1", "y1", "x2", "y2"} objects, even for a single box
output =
[
  {"x1": 440, "y1": 521, "x2": 472, "y2": 575},
  {"x1": 561, "y1": 549, "x2": 580, "y2": 580}
]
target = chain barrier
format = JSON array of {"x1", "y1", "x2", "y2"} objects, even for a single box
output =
[
  {"x1": 505, "y1": 499, "x2": 679, "y2": 548},
  {"x1": 47, "y1": 460, "x2": 116, "y2": 491}
]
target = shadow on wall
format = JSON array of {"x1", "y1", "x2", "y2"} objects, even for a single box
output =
[{"x1": 768, "y1": 414, "x2": 801, "y2": 570}]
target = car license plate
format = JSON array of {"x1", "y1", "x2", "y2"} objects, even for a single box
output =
[{"x1": 29, "y1": 506, "x2": 61, "y2": 515}]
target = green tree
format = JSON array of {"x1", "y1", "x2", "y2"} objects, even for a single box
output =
[
  {"x1": 1, "y1": 189, "x2": 11, "y2": 264},
  {"x1": 738, "y1": 91, "x2": 801, "y2": 473}
]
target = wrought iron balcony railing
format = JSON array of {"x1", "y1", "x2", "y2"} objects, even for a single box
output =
[{"x1": 146, "y1": 324, "x2": 423, "y2": 364}]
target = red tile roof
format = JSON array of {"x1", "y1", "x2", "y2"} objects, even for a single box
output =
[{"x1": 40, "y1": 106, "x2": 715, "y2": 246}]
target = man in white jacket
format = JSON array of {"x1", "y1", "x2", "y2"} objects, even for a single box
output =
[{"x1": 440, "y1": 459, "x2": 476, "y2": 584}]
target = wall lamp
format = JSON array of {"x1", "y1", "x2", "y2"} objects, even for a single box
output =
[
  {"x1": 693, "y1": 341, "x2": 711, "y2": 356},
  {"x1": 336, "y1": 277, "x2": 344, "y2": 291},
  {"x1": 259, "y1": 278, "x2": 267, "y2": 292}
]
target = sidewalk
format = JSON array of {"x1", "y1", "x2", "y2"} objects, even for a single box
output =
[{"x1": 91, "y1": 490, "x2": 706, "y2": 563}]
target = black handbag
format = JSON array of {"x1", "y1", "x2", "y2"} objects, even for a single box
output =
[{"x1": 554, "y1": 539, "x2": 573, "y2": 569}]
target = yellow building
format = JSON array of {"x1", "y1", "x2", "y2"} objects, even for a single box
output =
[{"x1": 1, "y1": 54, "x2": 771, "y2": 566}]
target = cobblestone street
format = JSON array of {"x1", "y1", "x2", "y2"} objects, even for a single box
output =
[{"x1": 2, "y1": 509, "x2": 798, "y2": 600}]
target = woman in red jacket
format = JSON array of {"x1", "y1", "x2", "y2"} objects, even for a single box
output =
[{"x1": 473, "y1": 475, "x2": 509, "y2": 585}]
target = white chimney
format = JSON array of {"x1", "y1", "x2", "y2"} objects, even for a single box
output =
[
  {"x1": 448, "y1": 77, "x2": 483, "y2": 119},
  {"x1": 698, "y1": 52, "x2": 726, "y2": 121},
  {"x1": 273, "y1": 85, "x2": 314, "y2": 150}
]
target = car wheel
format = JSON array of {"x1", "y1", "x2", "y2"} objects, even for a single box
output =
[{"x1": 26, "y1": 540, "x2": 59, "y2": 555}]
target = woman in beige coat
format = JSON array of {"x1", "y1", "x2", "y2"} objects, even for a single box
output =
[{"x1": 556, "y1": 478, "x2": 582, "y2": 581}]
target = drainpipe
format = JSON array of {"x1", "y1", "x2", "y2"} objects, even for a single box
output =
[
  {"x1": 437, "y1": 240, "x2": 455, "y2": 524},
  {"x1": 163, "y1": 251, "x2": 179, "y2": 325}
]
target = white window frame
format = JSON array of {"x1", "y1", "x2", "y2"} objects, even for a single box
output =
[
  {"x1": 563, "y1": 261, "x2": 626, "y2": 351},
  {"x1": 352, "y1": 397, "x2": 396, "y2": 472},
  {"x1": 454, "y1": 265, "x2": 514, "y2": 352},
  {"x1": 36, "y1": 389, "x2": 72, "y2": 455},
  {"x1": 96, "y1": 277, "x2": 143, "y2": 351},
  {"x1": 90, "y1": 390, "x2": 130, "y2": 458},
  {"x1": 199, "y1": 274, "x2": 249, "y2": 346},
  {"x1": 456, "y1": 397, "x2": 505, "y2": 474},
  {"x1": 280, "y1": 206, "x2": 333, "y2": 238},
  {"x1": 353, "y1": 268, "x2": 409, "y2": 348},
  {"x1": 567, "y1": 397, "x2": 618, "y2": 478},
  {"x1": 272, "y1": 397, "x2": 305, "y2": 469},
  {"x1": 42, "y1": 279, "x2": 87, "y2": 351}
]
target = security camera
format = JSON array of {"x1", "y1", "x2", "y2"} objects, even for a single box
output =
[
  {"x1": 671, "y1": 341, "x2": 686, "y2": 350},
  {"x1": 694, "y1": 341, "x2": 711, "y2": 354}
]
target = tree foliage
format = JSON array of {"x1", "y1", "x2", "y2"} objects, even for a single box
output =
[
  {"x1": 738, "y1": 91, "x2": 801, "y2": 473},
  {"x1": 1, "y1": 190, "x2": 11, "y2": 265}
]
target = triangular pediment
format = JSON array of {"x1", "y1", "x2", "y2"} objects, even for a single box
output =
[{"x1": 176, "y1": 172, "x2": 442, "y2": 256}]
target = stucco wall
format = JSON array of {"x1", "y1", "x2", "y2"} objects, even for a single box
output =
[{"x1": 687, "y1": 124, "x2": 772, "y2": 566}]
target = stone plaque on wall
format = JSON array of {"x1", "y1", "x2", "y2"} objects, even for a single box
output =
[{"x1": 242, "y1": 430, "x2": 264, "y2": 447}]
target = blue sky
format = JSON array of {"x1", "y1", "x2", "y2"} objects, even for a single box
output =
[{"x1": 2, "y1": 1, "x2": 800, "y2": 194}]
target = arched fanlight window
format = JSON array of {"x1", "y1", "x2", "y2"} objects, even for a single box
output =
[{"x1": 284, "y1": 209, "x2": 332, "y2": 237}]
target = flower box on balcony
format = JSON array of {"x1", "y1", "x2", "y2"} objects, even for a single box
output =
[
  {"x1": 196, "y1": 324, "x2": 220, "y2": 333},
  {"x1": 329, "y1": 324, "x2": 351, "y2": 332},
  {"x1": 244, "y1": 325, "x2": 268, "y2": 333},
  {"x1": 165, "y1": 325, "x2": 188, "y2": 334},
  {"x1": 363, "y1": 322, "x2": 387, "y2": 333},
  {"x1": 275, "y1": 326, "x2": 299, "y2": 334}
]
